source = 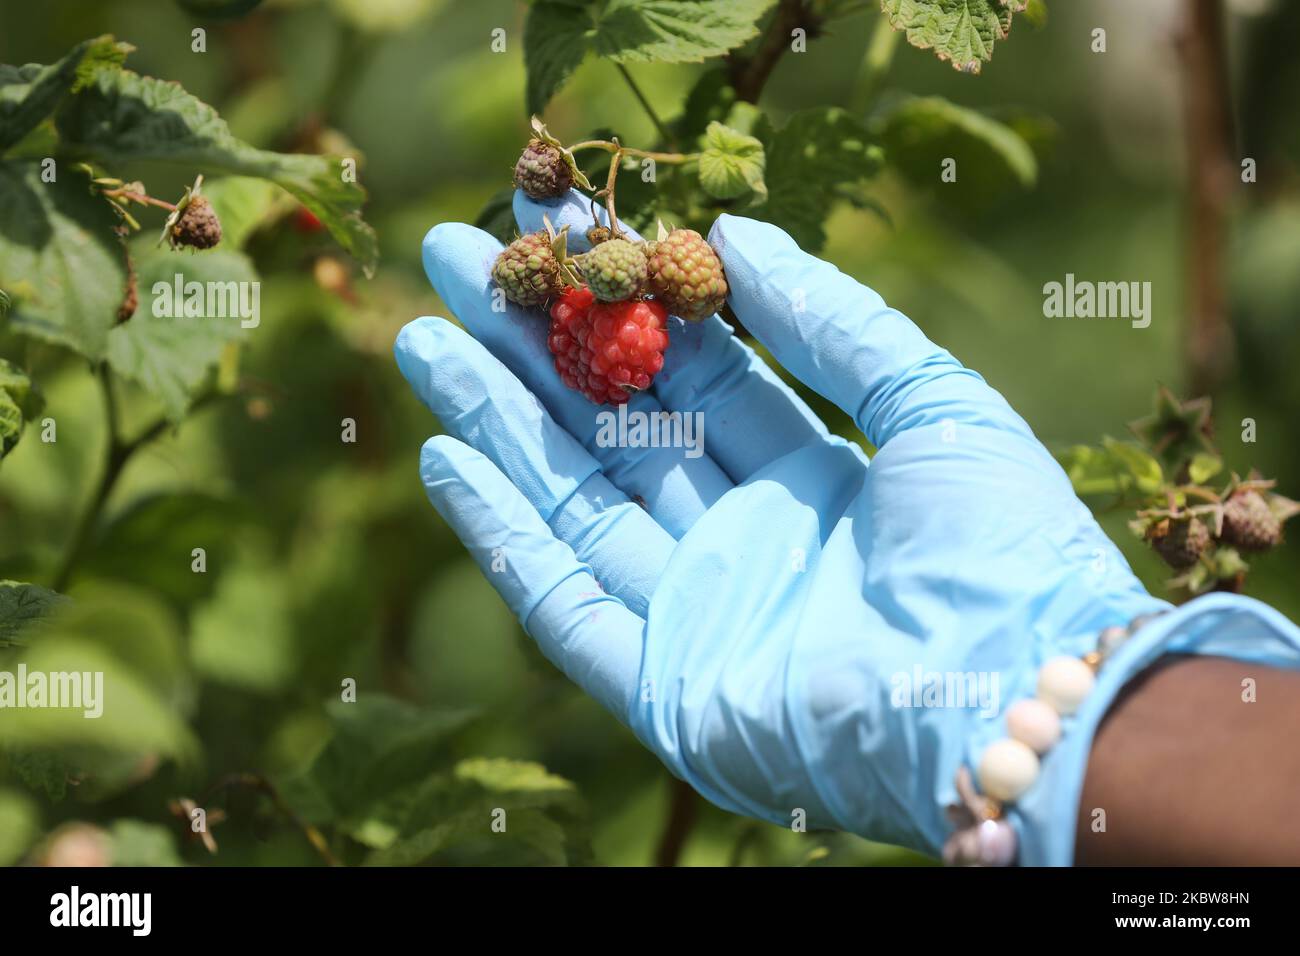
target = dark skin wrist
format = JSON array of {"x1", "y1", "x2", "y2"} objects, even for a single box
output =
[{"x1": 1076, "y1": 654, "x2": 1300, "y2": 865}]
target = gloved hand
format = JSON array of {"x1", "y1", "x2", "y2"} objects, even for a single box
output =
[{"x1": 396, "y1": 189, "x2": 1300, "y2": 864}]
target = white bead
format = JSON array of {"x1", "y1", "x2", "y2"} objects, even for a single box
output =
[
  {"x1": 977, "y1": 738, "x2": 1040, "y2": 802},
  {"x1": 1037, "y1": 656, "x2": 1096, "y2": 716},
  {"x1": 1006, "y1": 698, "x2": 1061, "y2": 754}
]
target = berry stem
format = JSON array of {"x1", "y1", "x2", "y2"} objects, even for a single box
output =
[
  {"x1": 600, "y1": 148, "x2": 624, "y2": 238},
  {"x1": 567, "y1": 139, "x2": 694, "y2": 164},
  {"x1": 101, "y1": 187, "x2": 178, "y2": 212}
]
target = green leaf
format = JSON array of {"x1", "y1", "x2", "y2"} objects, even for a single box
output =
[
  {"x1": 0, "y1": 358, "x2": 43, "y2": 460},
  {"x1": 595, "y1": 0, "x2": 777, "y2": 64},
  {"x1": 56, "y1": 67, "x2": 378, "y2": 276},
  {"x1": 0, "y1": 581, "x2": 68, "y2": 647},
  {"x1": 524, "y1": 2, "x2": 594, "y2": 115},
  {"x1": 0, "y1": 641, "x2": 195, "y2": 759},
  {"x1": 524, "y1": 0, "x2": 775, "y2": 113},
  {"x1": 1056, "y1": 439, "x2": 1163, "y2": 498},
  {"x1": 880, "y1": 0, "x2": 1019, "y2": 74},
  {"x1": 191, "y1": 557, "x2": 295, "y2": 693},
  {"x1": 0, "y1": 36, "x2": 130, "y2": 153},
  {"x1": 0, "y1": 789, "x2": 40, "y2": 866},
  {"x1": 0, "y1": 162, "x2": 128, "y2": 360},
  {"x1": 106, "y1": 241, "x2": 254, "y2": 420},
  {"x1": 1187, "y1": 451, "x2": 1223, "y2": 485},
  {"x1": 277, "y1": 696, "x2": 477, "y2": 823},
  {"x1": 675, "y1": 67, "x2": 738, "y2": 141},
  {"x1": 876, "y1": 95, "x2": 1037, "y2": 199},
  {"x1": 363, "y1": 758, "x2": 590, "y2": 866},
  {"x1": 475, "y1": 186, "x2": 520, "y2": 244},
  {"x1": 4, "y1": 747, "x2": 71, "y2": 801},
  {"x1": 698, "y1": 120, "x2": 766, "y2": 200},
  {"x1": 81, "y1": 493, "x2": 245, "y2": 605},
  {"x1": 751, "y1": 107, "x2": 884, "y2": 251},
  {"x1": 201, "y1": 175, "x2": 280, "y2": 248}
]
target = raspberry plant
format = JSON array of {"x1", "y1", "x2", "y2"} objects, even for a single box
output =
[
  {"x1": 1059, "y1": 387, "x2": 1300, "y2": 599},
  {"x1": 0, "y1": 0, "x2": 1053, "y2": 867}
]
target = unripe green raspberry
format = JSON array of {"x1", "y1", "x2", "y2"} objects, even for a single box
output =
[
  {"x1": 579, "y1": 238, "x2": 647, "y2": 302},
  {"x1": 492, "y1": 231, "x2": 561, "y2": 308},
  {"x1": 514, "y1": 139, "x2": 572, "y2": 200},
  {"x1": 645, "y1": 228, "x2": 727, "y2": 322}
]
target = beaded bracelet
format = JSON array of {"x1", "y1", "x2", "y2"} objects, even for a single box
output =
[{"x1": 943, "y1": 612, "x2": 1166, "y2": 866}]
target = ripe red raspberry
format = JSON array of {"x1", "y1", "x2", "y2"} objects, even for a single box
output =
[
  {"x1": 294, "y1": 207, "x2": 324, "y2": 233},
  {"x1": 547, "y1": 288, "x2": 669, "y2": 405}
]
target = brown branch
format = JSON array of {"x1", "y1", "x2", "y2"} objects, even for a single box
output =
[
  {"x1": 653, "y1": 776, "x2": 700, "y2": 867},
  {"x1": 1176, "y1": 0, "x2": 1236, "y2": 397},
  {"x1": 728, "y1": 0, "x2": 817, "y2": 103}
]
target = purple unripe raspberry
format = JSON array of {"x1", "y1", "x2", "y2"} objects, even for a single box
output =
[
  {"x1": 171, "y1": 195, "x2": 222, "y2": 250},
  {"x1": 492, "y1": 231, "x2": 561, "y2": 308},
  {"x1": 1220, "y1": 490, "x2": 1281, "y2": 552},
  {"x1": 514, "y1": 139, "x2": 572, "y2": 200}
]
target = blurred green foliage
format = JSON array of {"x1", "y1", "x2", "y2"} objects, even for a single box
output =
[{"x1": 2, "y1": 0, "x2": 1300, "y2": 867}]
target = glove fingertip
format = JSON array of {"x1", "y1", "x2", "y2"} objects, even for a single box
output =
[{"x1": 422, "y1": 221, "x2": 500, "y2": 296}]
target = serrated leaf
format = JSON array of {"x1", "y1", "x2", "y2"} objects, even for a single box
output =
[
  {"x1": 595, "y1": 0, "x2": 777, "y2": 64},
  {"x1": 881, "y1": 0, "x2": 1017, "y2": 74},
  {"x1": 876, "y1": 95, "x2": 1037, "y2": 198},
  {"x1": 56, "y1": 67, "x2": 377, "y2": 276},
  {"x1": 750, "y1": 107, "x2": 883, "y2": 251},
  {"x1": 277, "y1": 696, "x2": 478, "y2": 824},
  {"x1": 0, "y1": 162, "x2": 127, "y2": 360},
  {"x1": 0, "y1": 581, "x2": 69, "y2": 646},
  {"x1": 0, "y1": 36, "x2": 130, "y2": 152},
  {"x1": 0, "y1": 358, "x2": 43, "y2": 461},
  {"x1": 362, "y1": 757, "x2": 589, "y2": 866},
  {"x1": 698, "y1": 120, "x2": 766, "y2": 200},
  {"x1": 525, "y1": 0, "x2": 775, "y2": 112},
  {"x1": 524, "y1": 2, "x2": 594, "y2": 115},
  {"x1": 4, "y1": 747, "x2": 70, "y2": 801},
  {"x1": 106, "y1": 241, "x2": 253, "y2": 420}
]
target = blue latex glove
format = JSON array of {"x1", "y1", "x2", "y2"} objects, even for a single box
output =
[{"x1": 396, "y1": 190, "x2": 1300, "y2": 864}]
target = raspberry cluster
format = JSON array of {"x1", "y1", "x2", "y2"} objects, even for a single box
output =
[
  {"x1": 1122, "y1": 389, "x2": 1298, "y2": 595},
  {"x1": 490, "y1": 128, "x2": 731, "y2": 405}
]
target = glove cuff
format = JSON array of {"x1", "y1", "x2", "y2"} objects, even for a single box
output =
[{"x1": 994, "y1": 592, "x2": 1300, "y2": 865}]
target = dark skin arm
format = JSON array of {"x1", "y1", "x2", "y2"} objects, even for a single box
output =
[{"x1": 1076, "y1": 655, "x2": 1300, "y2": 865}]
